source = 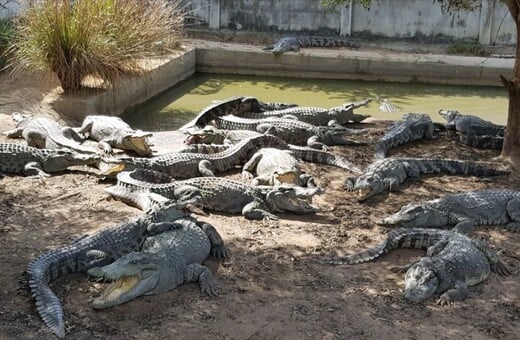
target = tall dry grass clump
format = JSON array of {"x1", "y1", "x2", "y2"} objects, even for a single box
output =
[{"x1": 9, "y1": 0, "x2": 184, "y2": 92}]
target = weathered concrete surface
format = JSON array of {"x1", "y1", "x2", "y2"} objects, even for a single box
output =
[
  {"x1": 51, "y1": 48, "x2": 196, "y2": 122},
  {"x1": 192, "y1": 40, "x2": 513, "y2": 87}
]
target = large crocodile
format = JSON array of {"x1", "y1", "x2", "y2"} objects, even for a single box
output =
[
  {"x1": 379, "y1": 189, "x2": 520, "y2": 234},
  {"x1": 374, "y1": 113, "x2": 436, "y2": 158},
  {"x1": 237, "y1": 99, "x2": 371, "y2": 126},
  {"x1": 344, "y1": 157, "x2": 507, "y2": 201},
  {"x1": 99, "y1": 134, "x2": 288, "y2": 178},
  {"x1": 213, "y1": 115, "x2": 368, "y2": 149},
  {"x1": 105, "y1": 169, "x2": 322, "y2": 220},
  {"x1": 4, "y1": 112, "x2": 97, "y2": 154},
  {"x1": 439, "y1": 109, "x2": 505, "y2": 149},
  {"x1": 263, "y1": 36, "x2": 359, "y2": 54},
  {"x1": 0, "y1": 143, "x2": 100, "y2": 178},
  {"x1": 27, "y1": 201, "x2": 192, "y2": 338},
  {"x1": 76, "y1": 115, "x2": 153, "y2": 156},
  {"x1": 87, "y1": 217, "x2": 229, "y2": 308},
  {"x1": 321, "y1": 228, "x2": 511, "y2": 304},
  {"x1": 181, "y1": 96, "x2": 296, "y2": 130},
  {"x1": 184, "y1": 126, "x2": 261, "y2": 145}
]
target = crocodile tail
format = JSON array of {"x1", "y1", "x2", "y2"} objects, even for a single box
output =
[
  {"x1": 105, "y1": 183, "x2": 157, "y2": 210},
  {"x1": 303, "y1": 37, "x2": 359, "y2": 49},
  {"x1": 459, "y1": 134, "x2": 503, "y2": 149},
  {"x1": 410, "y1": 158, "x2": 509, "y2": 177},
  {"x1": 321, "y1": 228, "x2": 441, "y2": 265},
  {"x1": 374, "y1": 125, "x2": 411, "y2": 159},
  {"x1": 289, "y1": 145, "x2": 362, "y2": 173},
  {"x1": 180, "y1": 97, "x2": 246, "y2": 130}
]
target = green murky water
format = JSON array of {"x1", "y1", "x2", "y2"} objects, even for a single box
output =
[{"x1": 122, "y1": 73, "x2": 508, "y2": 131}]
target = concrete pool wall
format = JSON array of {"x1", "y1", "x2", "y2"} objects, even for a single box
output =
[{"x1": 51, "y1": 40, "x2": 514, "y2": 121}]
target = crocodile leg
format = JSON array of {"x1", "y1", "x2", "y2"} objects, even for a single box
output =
[
  {"x1": 198, "y1": 160, "x2": 215, "y2": 176},
  {"x1": 97, "y1": 140, "x2": 114, "y2": 154},
  {"x1": 437, "y1": 281, "x2": 470, "y2": 306},
  {"x1": 448, "y1": 213, "x2": 476, "y2": 234},
  {"x1": 4, "y1": 127, "x2": 23, "y2": 138},
  {"x1": 505, "y1": 198, "x2": 520, "y2": 232},
  {"x1": 197, "y1": 221, "x2": 230, "y2": 259},
  {"x1": 182, "y1": 263, "x2": 218, "y2": 296},
  {"x1": 24, "y1": 162, "x2": 50, "y2": 178},
  {"x1": 242, "y1": 200, "x2": 278, "y2": 220},
  {"x1": 426, "y1": 238, "x2": 449, "y2": 256},
  {"x1": 24, "y1": 129, "x2": 48, "y2": 148},
  {"x1": 242, "y1": 152, "x2": 263, "y2": 180},
  {"x1": 471, "y1": 239, "x2": 512, "y2": 276}
]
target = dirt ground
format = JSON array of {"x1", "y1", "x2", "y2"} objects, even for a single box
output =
[{"x1": 1, "y1": 54, "x2": 520, "y2": 340}]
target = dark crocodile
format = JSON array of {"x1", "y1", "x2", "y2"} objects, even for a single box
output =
[
  {"x1": 4, "y1": 112, "x2": 97, "y2": 154},
  {"x1": 321, "y1": 228, "x2": 511, "y2": 304},
  {"x1": 379, "y1": 189, "x2": 520, "y2": 234},
  {"x1": 181, "y1": 96, "x2": 296, "y2": 130},
  {"x1": 0, "y1": 143, "x2": 100, "y2": 178},
  {"x1": 99, "y1": 134, "x2": 288, "y2": 178},
  {"x1": 27, "y1": 201, "x2": 191, "y2": 338},
  {"x1": 458, "y1": 133, "x2": 504, "y2": 149},
  {"x1": 344, "y1": 157, "x2": 508, "y2": 201},
  {"x1": 263, "y1": 36, "x2": 359, "y2": 54},
  {"x1": 213, "y1": 115, "x2": 368, "y2": 149},
  {"x1": 87, "y1": 218, "x2": 229, "y2": 308},
  {"x1": 76, "y1": 115, "x2": 153, "y2": 156},
  {"x1": 374, "y1": 113, "x2": 436, "y2": 159},
  {"x1": 105, "y1": 169, "x2": 322, "y2": 220},
  {"x1": 237, "y1": 99, "x2": 371, "y2": 126}
]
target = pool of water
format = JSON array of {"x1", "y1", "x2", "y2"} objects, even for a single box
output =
[{"x1": 122, "y1": 73, "x2": 508, "y2": 131}]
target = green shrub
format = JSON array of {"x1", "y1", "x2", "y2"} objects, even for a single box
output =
[
  {"x1": 0, "y1": 18, "x2": 15, "y2": 71},
  {"x1": 9, "y1": 0, "x2": 184, "y2": 93},
  {"x1": 447, "y1": 41, "x2": 491, "y2": 57}
]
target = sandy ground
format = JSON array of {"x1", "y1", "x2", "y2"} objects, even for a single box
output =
[{"x1": 1, "y1": 67, "x2": 520, "y2": 340}]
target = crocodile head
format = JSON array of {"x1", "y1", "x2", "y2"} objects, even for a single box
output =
[
  {"x1": 438, "y1": 109, "x2": 460, "y2": 123},
  {"x1": 41, "y1": 150, "x2": 100, "y2": 172},
  {"x1": 121, "y1": 131, "x2": 153, "y2": 156},
  {"x1": 271, "y1": 37, "x2": 297, "y2": 54},
  {"x1": 184, "y1": 126, "x2": 225, "y2": 145},
  {"x1": 88, "y1": 251, "x2": 161, "y2": 308},
  {"x1": 404, "y1": 258, "x2": 440, "y2": 303},
  {"x1": 353, "y1": 174, "x2": 384, "y2": 201},
  {"x1": 265, "y1": 185, "x2": 322, "y2": 214},
  {"x1": 378, "y1": 202, "x2": 447, "y2": 228},
  {"x1": 11, "y1": 111, "x2": 33, "y2": 126}
]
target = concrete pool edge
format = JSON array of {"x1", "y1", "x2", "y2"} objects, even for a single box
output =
[{"x1": 51, "y1": 40, "x2": 514, "y2": 120}]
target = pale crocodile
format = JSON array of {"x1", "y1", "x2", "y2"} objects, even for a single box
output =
[
  {"x1": 322, "y1": 228, "x2": 511, "y2": 304},
  {"x1": 0, "y1": 143, "x2": 100, "y2": 178},
  {"x1": 263, "y1": 36, "x2": 359, "y2": 54},
  {"x1": 374, "y1": 113, "x2": 436, "y2": 158},
  {"x1": 27, "y1": 201, "x2": 192, "y2": 338},
  {"x1": 237, "y1": 99, "x2": 371, "y2": 126},
  {"x1": 379, "y1": 189, "x2": 520, "y2": 234},
  {"x1": 105, "y1": 169, "x2": 322, "y2": 220},
  {"x1": 87, "y1": 218, "x2": 229, "y2": 308},
  {"x1": 99, "y1": 134, "x2": 288, "y2": 178},
  {"x1": 344, "y1": 157, "x2": 507, "y2": 201},
  {"x1": 76, "y1": 115, "x2": 153, "y2": 156},
  {"x1": 4, "y1": 112, "x2": 97, "y2": 154}
]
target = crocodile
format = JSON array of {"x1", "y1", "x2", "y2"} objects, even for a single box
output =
[
  {"x1": 76, "y1": 115, "x2": 153, "y2": 156},
  {"x1": 213, "y1": 115, "x2": 368, "y2": 150},
  {"x1": 27, "y1": 201, "x2": 193, "y2": 338},
  {"x1": 4, "y1": 112, "x2": 97, "y2": 154},
  {"x1": 321, "y1": 228, "x2": 511, "y2": 304},
  {"x1": 87, "y1": 217, "x2": 230, "y2": 308},
  {"x1": 236, "y1": 99, "x2": 371, "y2": 126},
  {"x1": 105, "y1": 169, "x2": 322, "y2": 220},
  {"x1": 184, "y1": 126, "x2": 261, "y2": 146},
  {"x1": 0, "y1": 143, "x2": 100, "y2": 178},
  {"x1": 374, "y1": 113, "x2": 436, "y2": 159},
  {"x1": 98, "y1": 134, "x2": 289, "y2": 179},
  {"x1": 181, "y1": 96, "x2": 296, "y2": 131},
  {"x1": 344, "y1": 157, "x2": 508, "y2": 201},
  {"x1": 379, "y1": 189, "x2": 520, "y2": 234},
  {"x1": 263, "y1": 36, "x2": 359, "y2": 55},
  {"x1": 438, "y1": 109, "x2": 505, "y2": 149}
]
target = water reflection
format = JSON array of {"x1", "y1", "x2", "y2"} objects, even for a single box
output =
[{"x1": 122, "y1": 73, "x2": 508, "y2": 131}]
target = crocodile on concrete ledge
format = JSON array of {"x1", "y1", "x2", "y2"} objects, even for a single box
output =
[
  {"x1": 76, "y1": 115, "x2": 153, "y2": 156},
  {"x1": 237, "y1": 99, "x2": 371, "y2": 126},
  {"x1": 379, "y1": 189, "x2": 520, "y2": 234},
  {"x1": 27, "y1": 201, "x2": 192, "y2": 338},
  {"x1": 98, "y1": 134, "x2": 289, "y2": 178},
  {"x1": 0, "y1": 143, "x2": 100, "y2": 178},
  {"x1": 4, "y1": 112, "x2": 98, "y2": 154},
  {"x1": 105, "y1": 169, "x2": 323, "y2": 220},
  {"x1": 321, "y1": 228, "x2": 511, "y2": 304},
  {"x1": 344, "y1": 157, "x2": 508, "y2": 201},
  {"x1": 374, "y1": 113, "x2": 436, "y2": 159},
  {"x1": 263, "y1": 36, "x2": 359, "y2": 55},
  {"x1": 87, "y1": 217, "x2": 230, "y2": 308}
]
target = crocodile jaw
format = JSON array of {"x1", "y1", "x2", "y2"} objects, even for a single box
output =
[
  {"x1": 404, "y1": 263, "x2": 439, "y2": 303},
  {"x1": 124, "y1": 136, "x2": 152, "y2": 156},
  {"x1": 357, "y1": 187, "x2": 373, "y2": 201}
]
